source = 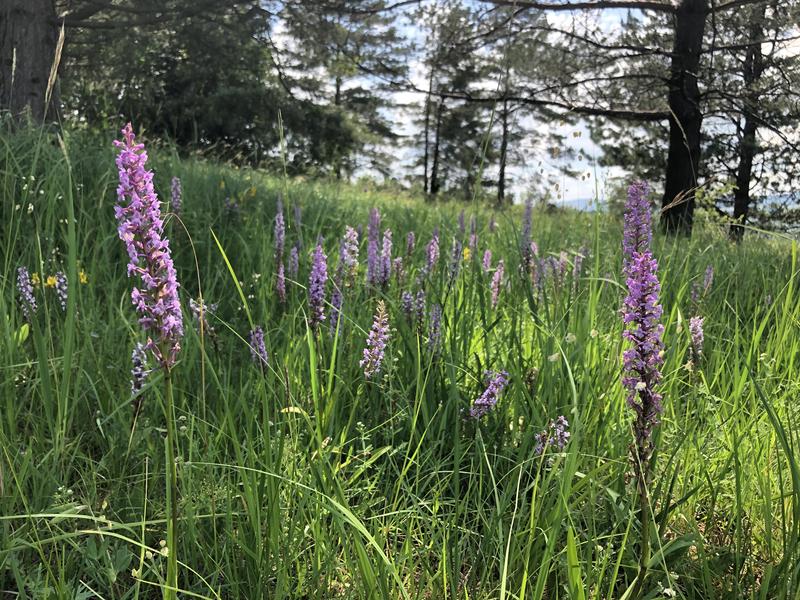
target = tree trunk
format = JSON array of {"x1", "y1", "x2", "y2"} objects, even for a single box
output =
[
  {"x1": 0, "y1": 0, "x2": 60, "y2": 121},
  {"x1": 429, "y1": 98, "x2": 444, "y2": 197},
  {"x1": 422, "y1": 93, "x2": 430, "y2": 195},
  {"x1": 729, "y1": 4, "x2": 766, "y2": 242},
  {"x1": 660, "y1": 0, "x2": 708, "y2": 235},
  {"x1": 422, "y1": 67, "x2": 435, "y2": 196},
  {"x1": 333, "y1": 74, "x2": 343, "y2": 180},
  {"x1": 422, "y1": 93, "x2": 432, "y2": 195},
  {"x1": 497, "y1": 99, "x2": 509, "y2": 207}
]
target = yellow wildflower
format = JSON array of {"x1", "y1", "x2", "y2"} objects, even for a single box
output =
[
  {"x1": 79, "y1": 270, "x2": 88, "y2": 284},
  {"x1": 219, "y1": 180, "x2": 226, "y2": 190},
  {"x1": 45, "y1": 275, "x2": 57, "y2": 288},
  {"x1": 462, "y1": 247, "x2": 471, "y2": 261},
  {"x1": 31, "y1": 272, "x2": 40, "y2": 286}
]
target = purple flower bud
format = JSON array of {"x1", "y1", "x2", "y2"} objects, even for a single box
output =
[
  {"x1": 428, "y1": 304, "x2": 442, "y2": 356},
  {"x1": 379, "y1": 228, "x2": 393, "y2": 288},
  {"x1": 470, "y1": 370, "x2": 509, "y2": 419},
  {"x1": 360, "y1": 300, "x2": 390, "y2": 378},
  {"x1": 170, "y1": 176, "x2": 182, "y2": 216},
  {"x1": 339, "y1": 226, "x2": 360, "y2": 283},
  {"x1": 131, "y1": 342, "x2": 150, "y2": 400},
  {"x1": 690, "y1": 284, "x2": 699, "y2": 305},
  {"x1": 689, "y1": 316, "x2": 704, "y2": 359},
  {"x1": 491, "y1": 260, "x2": 505, "y2": 308},
  {"x1": 623, "y1": 181, "x2": 652, "y2": 265},
  {"x1": 425, "y1": 233, "x2": 439, "y2": 274},
  {"x1": 16, "y1": 267, "x2": 36, "y2": 321},
  {"x1": 691, "y1": 264, "x2": 714, "y2": 304},
  {"x1": 329, "y1": 228, "x2": 359, "y2": 333},
  {"x1": 367, "y1": 245, "x2": 379, "y2": 286},
  {"x1": 522, "y1": 199, "x2": 533, "y2": 253},
  {"x1": 53, "y1": 271, "x2": 68, "y2": 312},
  {"x1": 536, "y1": 257, "x2": 550, "y2": 288},
  {"x1": 550, "y1": 415, "x2": 571, "y2": 449},
  {"x1": 289, "y1": 245, "x2": 300, "y2": 277},
  {"x1": 458, "y1": 210, "x2": 465, "y2": 236},
  {"x1": 449, "y1": 238, "x2": 462, "y2": 280},
  {"x1": 248, "y1": 326, "x2": 268, "y2": 368},
  {"x1": 401, "y1": 291, "x2": 414, "y2": 319},
  {"x1": 468, "y1": 216, "x2": 477, "y2": 250},
  {"x1": 367, "y1": 208, "x2": 381, "y2": 286},
  {"x1": 703, "y1": 265, "x2": 714, "y2": 294},
  {"x1": 406, "y1": 231, "x2": 415, "y2": 255},
  {"x1": 114, "y1": 123, "x2": 183, "y2": 369},
  {"x1": 558, "y1": 251, "x2": 569, "y2": 278},
  {"x1": 276, "y1": 261, "x2": 286, "y2": 304},
  {"x1": 534, "y1": 416, "x2": 570, "y2": 455},
  {"x1": 621, "y1": 181, "x2": 664, "y2": 464},
  {"x1": 170, "y1": 177, "x2": 183, "y2": 216},
  {"x1": 482, "y1": 250, "x2": 492, "y2": 273},
  {"x1": 308, "y1": 243, "x2": 328, "y2": 330},
  {"x1": 401, "y1": 289, "x2": 426, "y2": 332},
  {"x1": 274, "y1": 203, "x2": 285, "y2": 260},
  {"x1": 393, "y1": 256, "x2": 405, "y2": 285},
  {"x1": 414, "y1": 290, "x2": 426, "y2": 330}
]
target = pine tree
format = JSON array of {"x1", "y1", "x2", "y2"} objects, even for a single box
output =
[
  {"x1": 278, "y1": 0, "x2": 410, "y2": 178},
  {"x1": 412, "y1": 2, "x2": 497, "y2": 200}
]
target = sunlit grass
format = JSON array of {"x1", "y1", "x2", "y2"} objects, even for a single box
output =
[{"x1": 1, "y1": 125, "x2": 798, "y2": 599}]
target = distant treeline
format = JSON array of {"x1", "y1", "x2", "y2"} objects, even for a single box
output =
[{"x1": 1, "y1": 0, "x2": 799, "y2": 235}]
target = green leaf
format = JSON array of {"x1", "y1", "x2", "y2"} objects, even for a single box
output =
[
  {"x1": 14, "y1": 323, "x2": 29, "y2": 344},
  {"x1": 566, "y1": 526, "x2": 586, "y2": 600}
]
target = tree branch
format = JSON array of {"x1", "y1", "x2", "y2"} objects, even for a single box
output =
[
  {"x1": 483, "y1": 0, "x2": 676, "y2": 13},
  {"x1": 710, "y1": 0, "x2": 770, "y2": 13}
]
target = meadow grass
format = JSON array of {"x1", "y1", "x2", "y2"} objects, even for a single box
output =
[{"x1": 1, "y1": 125, "x2": 799, "y2": 599}]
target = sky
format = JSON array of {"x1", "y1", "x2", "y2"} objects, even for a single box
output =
[
  {"x1": 271, "y1": 5, "x2": 635, "y2": 207},
  {"x1": 382, "y1": 6, "x2": 635, "y2": 207},
  {"x1": 276, "y1": 3, "x2": 799, "y2": 209}
]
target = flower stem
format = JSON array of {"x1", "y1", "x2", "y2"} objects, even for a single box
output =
[
  {"x1": 164, "y1": 369, "x2": 179, "y2": 599},
  {"x1": 633, "y1": 454, "x2": 653, "y2": 599}
]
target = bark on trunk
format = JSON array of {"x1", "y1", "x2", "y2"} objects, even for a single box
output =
[
  {"x1": 422, "y1": 67, "x2": 435, "y2": 196},
  {"x1": 429, "y1": 98, "x2": 444, "y2": 197},
  {"x1": 660, "y1": 0, "x2": 708, "y2": 235},
  {"x1": 729, "y1": 4, "x2": 766, "y2": 242},
  {"x1": 333, "y1": 75, "x2": 343, "y2": 180},
  {"x1": 0, "y1": 0, "x2": 59, "y2": 121},
  {"x1": 497, "y1": 99, "x2": 509, "y2": 207}
]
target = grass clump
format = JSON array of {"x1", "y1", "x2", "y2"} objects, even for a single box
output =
[{"x1": 1, "y1": 125, "x2": 798, "y2": 599}]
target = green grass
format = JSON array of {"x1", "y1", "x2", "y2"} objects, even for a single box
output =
[{"x1": 1, "y1": 124, "x2": 799, "y2": 599}]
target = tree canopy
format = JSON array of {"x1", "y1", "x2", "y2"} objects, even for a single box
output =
[{"x1": 1, "y1": 0, "x2": 798, "y2": 234}]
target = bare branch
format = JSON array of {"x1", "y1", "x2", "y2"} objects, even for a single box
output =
[{"x1": 483, "y1": 0, "x2": 676, "y2": 13}]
